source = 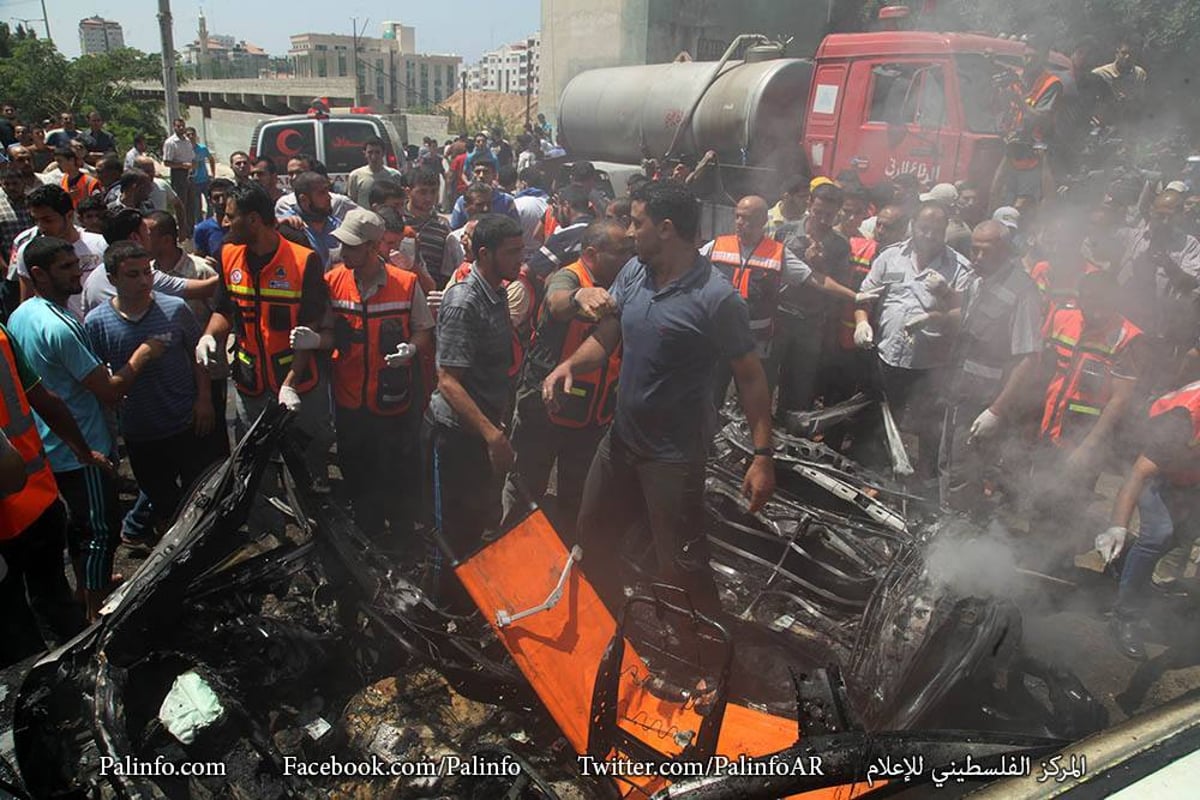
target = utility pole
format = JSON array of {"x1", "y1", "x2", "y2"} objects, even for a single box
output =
[
  {"x1": 351, "y1": 17, "x2": 368, "y2": 108},
  {"x1": 524, "y1": 51, "x2": 532, "y2": 129},
  {"x1": 158, "y1": 0, "x2": 181, "y2": 126},
  {"x1": 40, "y1": 0, "x2": 50, "y2": 41},
  {"x1": 461, "y1": 70, "x2": 467, "y2": 132}
]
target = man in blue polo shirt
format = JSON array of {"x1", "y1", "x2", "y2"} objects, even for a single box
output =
[
  {"x1": 9, "y1": 236, "x2": 166, "y2": 619},
  {"x1": 543, "y1": 181, "x2": 776, "y2": 615}
]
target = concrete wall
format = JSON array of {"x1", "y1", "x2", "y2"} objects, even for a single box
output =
[
  {"x1": 540, "y1": 0, "x2": 829, "y2": 126},
  {"x1": 379, "y1": 113, "x2": 450, "y2": 147},
  {"x1": 188, "y1": 107, "x2": 266, "y2": 166}
]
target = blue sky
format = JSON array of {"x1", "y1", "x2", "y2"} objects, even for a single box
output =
[{"x1": 1, "y1": 0, "x2": 539, "y2": 61}]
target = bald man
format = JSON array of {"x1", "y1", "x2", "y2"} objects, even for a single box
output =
[
  {"x1": 938, "y1": 220, "x2": 1043, "y2": 510},
  {"x1": 702, "y1": 194, "x2": 871, "y2": 407}
]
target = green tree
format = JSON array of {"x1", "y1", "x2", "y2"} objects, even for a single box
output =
[{"x1": 0, "y1": 38, "x2": 168, "y2": 151}]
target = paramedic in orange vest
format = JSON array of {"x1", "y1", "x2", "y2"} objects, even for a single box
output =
[
  {"x1": 322, "y1": 209, "x2": 434, "y2": 537},
  {"x1": 196, "y1": 184, "x2": 334, "y2": 484},
  {"x1": 0, "y1": 321, "x2": 112, "y2": 667},
  {"x1": 1031, "y1": 271, "x2": 1144, "y2": 558},
  {"x1": 1099, "y1": 378, "x2": 1200, "y2": 661},
  {"x1": 701, "y1": 195, "x2": 874, "y2": 407},
  {"x1": 500, "y1": 220, "x2": 633, "y2": 534},
  {"x1": 1015, "y1": 33, "x2": 1064, "y2": 147}
]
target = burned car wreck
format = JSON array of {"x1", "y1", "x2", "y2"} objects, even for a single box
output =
[{"x1": 0, "y1": 406, "x2": 1107, "y2": 799}]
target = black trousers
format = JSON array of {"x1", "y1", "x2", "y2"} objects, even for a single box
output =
[
  {"x1": 853, "y1": 358, "x2": 943, "y2": 481},
  {"x1": 125, "y1": 427, "x2": 214, "y2": 528},
  {"x1": 938, "y1": 396, "x2": 1000, "y2": 512},
  {"x1": 0, "y1": 501, "x2": 86, "y2": 668},
  {"x1": 772, "y1": 311, "x2": 826, "y2": 414},
  {"x1": 432, "y1": 423, "x2": 503, "y2": 559},
  {"x1": 500, "y1": 389, "x2": 605, "y2": 535},
  {"x1": 576, "y1": 430, "x2": 718, "y2": 616},
  {"x1": 56, "y1": 465, "x2": 121, "y2": 592},
  {"x1": 169, "y1": 167, "x2": 192, "y2": 234},
  {"x1": 336, "y1": 405, "x2": 421, "y2": 537}
]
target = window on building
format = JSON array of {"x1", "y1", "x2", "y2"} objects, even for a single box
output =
[
  {"x1": 337, "y1": 53, "x2": 347, "y2": 77},
  {"x1": 317, "y1": 59, "x2": 327, "y2": 78}
]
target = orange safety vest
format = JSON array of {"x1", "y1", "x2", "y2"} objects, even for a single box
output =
[
  {"x1": 837, "y1": 237, "x2": 878, "y2": 350},
  {"x1": 1040, "y1": 307, "x2": 1142, "y2": 445},
  {"x1": 708, "y1": 234, "x2": 784, "y2": 343},
  {"x1": 326, "y1": 263, "x2": 418, "y2": 416},
  {"x1": 61, "y1": 172, "x2": 100, "y2": 208},
  {"x1": 222, "y1": 238, "x2": 320, "y2": 397},
  {"x1": 540, "y1": 261, "x2": 621, "y2": 429},
  {"x1": 542, "y1": 206, "x2": 558, "y2": 242},
  {"x1": 0, "y1": 327, "x2": 59, "y2": 541},
  {"x1": 449, "y1": 262, "x2": 526, "y2": 378},
  {"x1": 1030, "y1": 260, "x2": 1101, "y2": 320},
  {"x1": 1011, "y1": 71, "x2": 1063, "y2": 142},
  {"x1": 1148, "y1": 381, "x2": 1200, "y2": 485}
]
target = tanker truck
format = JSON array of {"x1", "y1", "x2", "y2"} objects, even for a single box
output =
[{"x1": 556, "y1": 26, "x2": 1069, "y2": 232}]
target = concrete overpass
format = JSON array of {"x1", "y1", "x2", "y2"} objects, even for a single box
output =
[
  {"x1": 127, "y1": 78, "x2": 450, "y2": 169},
  {"x1": 130, "y1": 78, "x2": 357, "y2": 116}
]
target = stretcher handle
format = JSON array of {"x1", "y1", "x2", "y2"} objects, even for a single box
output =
[{"x1": 496, "y1": 545, "x2": 583, "y2": 628}]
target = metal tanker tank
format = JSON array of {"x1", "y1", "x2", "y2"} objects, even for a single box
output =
[{"x1": 557, "y1": 58, "x2": 813, "y2": 167}]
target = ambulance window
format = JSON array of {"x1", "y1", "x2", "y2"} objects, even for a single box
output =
[
  {"x1": 868, "y1": 63, "x2": 946, "y2": 128},
  {"x1": 323, "y1": 120, "x2": 384, "y2": 173},
  {"x1": 257, "y1": 121, "x2": 316, "y2": 173}
]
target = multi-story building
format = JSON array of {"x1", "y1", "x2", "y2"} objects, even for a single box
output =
[
  {"x1": 182, "y1": 15, "x2": 271, "y2": 79},
  {"x1": 288, "y1": 23, "x2": 461, "y2": 111},
  {"x1": 466, "y1": 32, "x2": 540, "y2": 95},
  {"x1": 78, "y1": 16, "x2": 124, "y2": 55}
]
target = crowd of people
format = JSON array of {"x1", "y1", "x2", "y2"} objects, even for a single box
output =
[{"x1": 1, "y1": 30, "x2": 1199, "y2": 669}]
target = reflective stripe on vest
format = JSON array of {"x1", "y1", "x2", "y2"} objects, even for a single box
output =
[
  {"x1": 1040, "y1": 307, "x2": 1142, "y2": 444},
  {"x1": 326, "y1": 263, "x2": 417, "y2": 416},
  {"x1": 708, "y1": 234, "x2": 783, "y2": 340},
  {"x1": 0, "y1": 328, "x2": 59, "y2": 540},
  {"x1": 222, "y1": 238, "x2": 319, "y2": 398},
  {"x1": 544, "y1": 260, "x2": 622, "y2": 429}
]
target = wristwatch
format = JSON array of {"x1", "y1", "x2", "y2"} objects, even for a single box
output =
[
  {"x1": 569, "y1": 288, "x2": 582, "y2": 311},
  {"x1": 753, "y1": 446, "x2": 774, "y2": 458}
]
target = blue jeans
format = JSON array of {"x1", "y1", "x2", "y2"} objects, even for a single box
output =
[
  {"x1": 122, "y1": 490, "x2": 154, "y2": 539},
  {"x1": 1115, "y1": 477, "x2": 1196, "y2": 618}
]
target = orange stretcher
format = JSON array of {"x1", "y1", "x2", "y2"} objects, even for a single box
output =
[{"x1": 453, "y1": 509, "x2": 878, "y2": 799}]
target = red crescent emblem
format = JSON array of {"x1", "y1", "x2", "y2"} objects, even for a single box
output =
[{"x1": 276, "y1": 128, "x2": 302, "y2": 157}]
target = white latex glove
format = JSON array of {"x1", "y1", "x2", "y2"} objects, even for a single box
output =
[
  {"x1": 968, "y1": 408, "x2": 1001, "y2": 442},
  {"x1": 923, "y1": 271, "x2": 949, "y2": 295},
  {"x1": 854, "y1": 286, "x2": 885, "y2": 304},
  {"x1": 384, "y1": 342, "x2": 417, "y2": 368},
  {"x1": 278, "y1": 385, "x2": 302, "y2": 412},
  {"x1": 289, "y1": 326, "x2": 321, "y2": 351},
  {"x1": 853, "y1": 320, "x2": 874, "y2": 349},
  {"x1": 1095, "y1": 526, "x2": 1128, "y2": 566},
  {"x1": 195, "y1": 334, "x2": 218, "y2": 369}
]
